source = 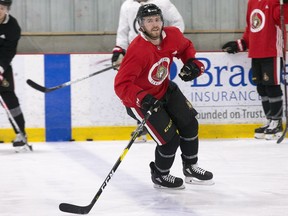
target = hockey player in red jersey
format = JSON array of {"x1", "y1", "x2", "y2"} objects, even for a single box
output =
[
  {"x1": 222, "y1": 0, "x2": 288, "y2": 140},
  {"x1": 112, "y1": 0, "x2": 185, "y2": 142},
  {"x1": 114, "y1": 4, "x2": 214, "y2": 189}
]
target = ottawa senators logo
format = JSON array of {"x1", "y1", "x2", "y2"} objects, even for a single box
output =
[
  {"x1": 250, "y1": 9, "x2": 265, "y2": 33},
  {"x1": 252, "y1": 14, "x2": 261, "y2": 29},
  {"x1": 1, "y1": 78, "x2": 9, "y2": 87},
  {"x1": 152, "y1": 65, "x2": 167, "y2": 82},
  {"x1": 148, "y1": 57, "x2": 170, "y2": 85},
  {"x1": 263, "y1": 73, "x2": 269, "y2": 81}
]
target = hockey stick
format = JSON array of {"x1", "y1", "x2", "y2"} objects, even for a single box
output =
[
  {"x1": 277, "y1": 0, "x2": 287, "y2": 144},
  {"x1": 26, "y1": 65, "x2": 114, "y2": 93},
  {"x1": 0, "y1": 96, "x2": 33, "y2": 151},
  {"x1": 59, "y1": 108, "x2": 153, "y2": 214}
]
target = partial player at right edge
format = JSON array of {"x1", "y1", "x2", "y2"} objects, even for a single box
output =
[{"x1": 222, "y1": 0, "x2": 288, "y2": 141}]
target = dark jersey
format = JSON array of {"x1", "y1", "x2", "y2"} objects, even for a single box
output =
[
  {"x1": 114, "y1": 26, "x2": 196, "y2": 108},
  {"x1": 0, "y1": 14, "x2": 21, "y2": 73}
]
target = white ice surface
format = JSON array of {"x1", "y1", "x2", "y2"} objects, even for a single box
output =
[{"x1": 1, "y1": 138, "x2": 288, "y2": 216}]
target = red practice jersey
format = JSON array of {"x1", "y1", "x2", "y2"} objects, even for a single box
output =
[
  {"x1": 243, "y1": 0, "x2": 288, "y2": 58},
  {"x1": 114, "y1": 26, "x2": 196, "y2": 108}
]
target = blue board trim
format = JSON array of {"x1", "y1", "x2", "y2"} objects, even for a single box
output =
[{"x1": 44, "y1": 54, "x2": 71, "y2": 141}]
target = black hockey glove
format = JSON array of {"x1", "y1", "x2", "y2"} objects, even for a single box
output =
[
  {"x1": 222, "y1": 39, "x2": 247, "y2": 54},
  {"x1": 141, "y1": 94, "x2": 162, "y2": 113},
  {"x1": 179, "y1": 58, "x2": 205, "y2": 82},
  {"x1": 111, "y1": 46, "x2": 126, "y2": 70}
]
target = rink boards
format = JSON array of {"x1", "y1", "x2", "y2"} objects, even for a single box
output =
[{"x1": 0, "y1": 52, "x2": 287, "y2": 142}]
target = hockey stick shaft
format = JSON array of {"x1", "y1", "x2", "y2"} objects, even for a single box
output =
[
  {"x1": 27, "y1": 65, "x2": 114, "y2": 93},
  {"x1": 59, "y1": 109, "x2": 153, "y2": 214},
  {"x1": 277, "y1": 0, "x2": 287, "y2": 143},
  {"x1": 0, "y1": 96, "x2": 32, "y2": 150}
]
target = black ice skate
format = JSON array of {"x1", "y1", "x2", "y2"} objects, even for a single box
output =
[
  {"x1": 254, "y1": 119, "x2": 271, "y2": 139},
  {"x1": 13, "y1": 133, "x2": 33, "y2": 152},
  {"x1": 264, "y1": 119, "x2": 283, "y2": 140},
  {"x1": 183, "y1": 162, "x2": 214, "y2": 185},
  {"x1": 149, "y1": 162, "x2": 185, "y2": 189}
]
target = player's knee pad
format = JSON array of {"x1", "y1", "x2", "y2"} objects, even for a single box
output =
[
  {"x1": 265, "y1": 85, "x2": 283, "y2": 98},
  {"x1": 179, "y1": 116, "x2": 199, "y2": 138}
]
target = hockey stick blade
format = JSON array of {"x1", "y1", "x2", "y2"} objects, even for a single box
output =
[
  {"x1": 59, "y1": 203, "x2": 93, "y2": 215},
  {"x1": 26, "y1": 79, "x2": 52, "y2": 93},
  {"x1": 277, "y1": 127, "x2": 287, "y2": 144}
]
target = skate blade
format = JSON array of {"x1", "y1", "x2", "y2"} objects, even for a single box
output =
[
  {"x1": 153, "y1": 184, "x2": 185, "y2": 190},
  {"x1": 14, "y1": 144, "x2": 33, "y2": 153},
  {"x1": 265, "y1": 132, "x2": 282, "y2": 140},
  {"x1": 254, "y1": 133, "x2": 265, "y2": 139},
  {"x1": 185, "y1": 177, "x2": 215, "y2": 185}
]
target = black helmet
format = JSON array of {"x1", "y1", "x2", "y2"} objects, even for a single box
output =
[
  {"x1": 136, "y1": 4, "x2": 163, "y2": 25},
  {"x1": 0, "y1": 0, "x2": 12, "y2": 6}
]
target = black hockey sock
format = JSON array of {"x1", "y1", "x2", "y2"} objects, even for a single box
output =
[
  {"x1": 13, "y1": 113, "x2": 26, "y2": 134},
  {"x1": 261, "y1": 96, "x2": 270, "y2": 117},
  {"x1": 154, "y1": 147, "x2": 176, "y2": 174},
  {"x1": 269, "y1": 96, "x2": 283, "y2": 119},
  {"x1": 154, "y1": 134, "x2": 179, "y2": 174}
]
